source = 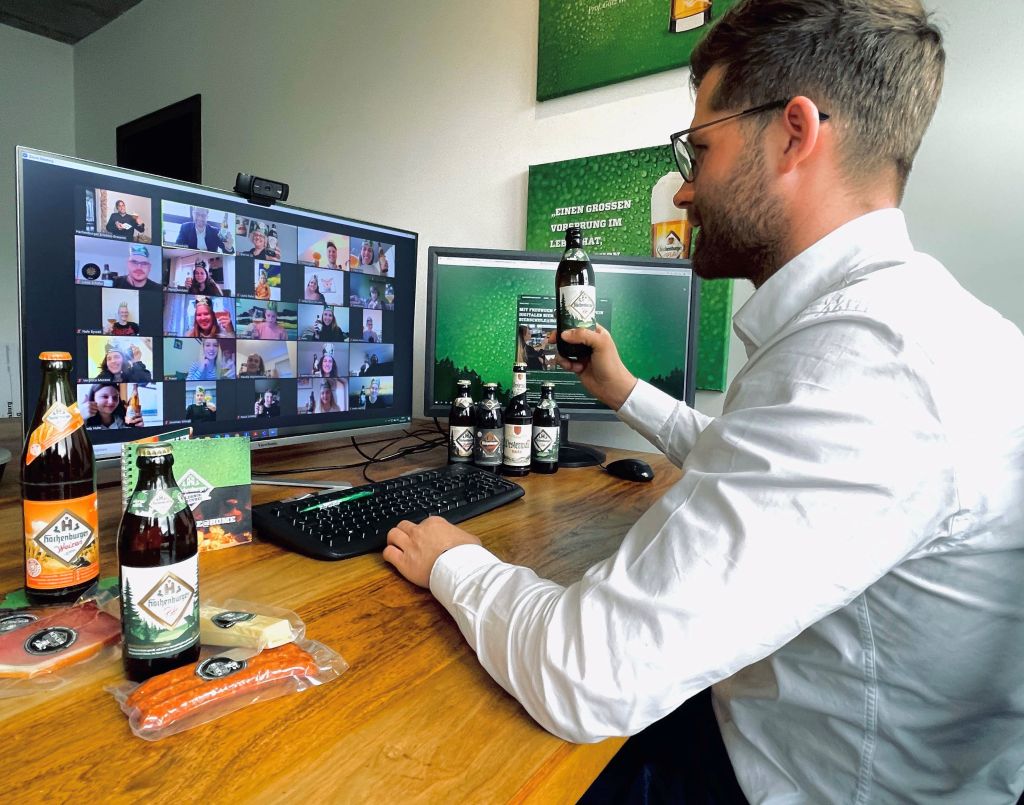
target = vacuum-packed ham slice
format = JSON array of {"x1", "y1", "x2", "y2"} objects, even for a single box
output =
[{"x1": 0, "y1": 601, "x2": 120, "y2": 679}]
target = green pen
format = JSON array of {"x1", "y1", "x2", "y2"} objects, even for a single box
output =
[{"x1": 298, "y1": 489, "x2": 375, "y2": 514}]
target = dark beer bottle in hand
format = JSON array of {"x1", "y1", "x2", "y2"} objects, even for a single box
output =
[
  {"x1": 448, "y1": 380, "x2": 475, "y2": 464},
  {"x1": 502, "y1": 364, "x2": 532, "y2": 477},
  {"x1": 118, "y1": 443, "x2": 200, "y2": 682},
  {"x1": 556, "y1": 226, "x2": 596, "y2": 362},
  {"x1": 474, "y1": 382, "x2": 504, "y2": 473},
  {"x1": 532, "y1": 382, "x2": 560, "y2": 474},
  {"x1": 20, "y1": 352, "x2": 99, "y2": 604}
]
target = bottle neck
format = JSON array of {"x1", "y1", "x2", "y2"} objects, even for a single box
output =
[{"x1": 135, "y1": 458, "x2": 176, "y2": 490}]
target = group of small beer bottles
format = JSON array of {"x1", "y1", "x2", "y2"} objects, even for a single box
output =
[
  {"x1": 448, "y1": 364, "x2": 560, "y2": 476},
  {"x1": 21, "y1": 352, "x2": 199, "y2": 682}
]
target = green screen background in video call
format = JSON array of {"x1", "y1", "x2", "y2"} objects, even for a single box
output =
[{"x1": 431, "y1": 259, "x2": 692, "y2": 410}]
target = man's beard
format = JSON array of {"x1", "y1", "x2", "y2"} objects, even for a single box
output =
[{"x1": 691, "y1": 147, "x2": 788, "y2": 288}]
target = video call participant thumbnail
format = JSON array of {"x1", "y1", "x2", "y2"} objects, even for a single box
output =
[
  {"x1": 174, "y1": 206, "x2": 234, "y2": 254},
  {"x1": 112, "y1": 245, "x2": 162, "y2": 291},
  {"x1": 187, "y1": 337, "x2": 237, "y2": 380},
  {"x1": 351, "y1": 376, "x2": 390, "y2": 409},
  {"x1": 298, "y1": 304, "x2": 346, "y2": 341},
  {"x1": 357, "y1": 310, "x2": 382, "y2": 343},
  {"x1": 236, "y1": 340, "x2": 296, "y2": 378},
  {"x1": 298, "y1": 342, "x2": 348, "y2": 378},
  {"x1": 185, "y1": 384, "x2": 217, "y2": 423},
  {"x1": 89, "y1": 337, "x2": 153, "y2": 383},
  {"x1": 106, "y1": 199, "x2": 146, "y2": 242},
  {"x1": 79, "y1": 381, "x2": 142, "y2": 429},
  {"x1": 299, "y1": 377, "x2": 347, "y2": 414},
  {"x1": 103, "y1": 298, "x2": 140, "y2": 336}
]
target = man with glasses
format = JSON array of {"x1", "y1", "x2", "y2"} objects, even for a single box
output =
[
  {"x1": 386, "y1": 1, "x2": 1024, "y2": 802},
  {"x1": 112, "y1": 245, "x2": 162, "y2": 291}
]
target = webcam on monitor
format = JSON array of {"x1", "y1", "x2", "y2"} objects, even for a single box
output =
[{"x1": 234, "y1": 173, "x2": 289, "y2": 207}]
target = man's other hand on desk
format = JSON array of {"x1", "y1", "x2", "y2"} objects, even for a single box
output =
[{"x1": 385, "y1": 516, "x2": 481, "y2": 588}]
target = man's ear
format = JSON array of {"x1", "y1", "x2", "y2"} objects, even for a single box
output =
[{"x1": 775, "y1": 96, "x2": 824, "y2": 175}]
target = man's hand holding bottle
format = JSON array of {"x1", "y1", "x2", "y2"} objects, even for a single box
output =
[{"x1": 552, "y1": 325, "x2": 637, "y2": 411}]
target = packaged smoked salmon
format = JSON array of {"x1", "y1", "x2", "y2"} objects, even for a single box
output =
[
  {"x1": 109, "y1": 639, "x2": 347, "y2": 740},
  {"x1": 0, "y1": 597, "x2": 121, "y2": 697}
]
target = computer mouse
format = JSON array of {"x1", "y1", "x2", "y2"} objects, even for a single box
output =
[{"x1": 604, "y1": 458, "x2": 655, "y2": 483}]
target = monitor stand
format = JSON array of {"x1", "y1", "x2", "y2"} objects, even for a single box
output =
[{"x1": 558, "y1": 415, "x2": 605, "y2": 469}]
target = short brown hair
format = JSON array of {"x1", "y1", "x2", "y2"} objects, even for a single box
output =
[{"x1": 691, "y1": 0, "x2": 944, "y2": 197}]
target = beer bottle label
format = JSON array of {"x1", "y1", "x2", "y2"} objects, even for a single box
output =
[
  {"x1": 454, "y1": 397, "x2": 473, "y2": 410},
  {"x1": 449, "y1": 425, "x2": 474, "y2": 460},
  {"x1": 480, "y1": 398, "x2": 500, "y2": 411},
  {"x1": 23, "y1": 493, "x2": 100, "y2": 591},
  {"x1": 558, "y1": 285, "x2": 597, "y2": 331},
  {"x1": 503, "y1": 423, "x2": 533, "y2": 467},
  {"x1": 474, "y1": 427, "x2": 503, "y2": 466},
  {"x1": 24, "y1": 402, "x2": 85, "y2": 467},
  {"x1": 128, "y1": 488, "x2": 189, "y2": 519},
  {"x1": 120, "y1": 555, "x2": 200, "y2": 660},
  {"x1": 532, "y1": 426, "x2": 560, "y2": 462}
]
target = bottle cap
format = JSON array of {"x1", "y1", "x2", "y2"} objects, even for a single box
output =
[
  {"x1": 541, "y1": 381, "x2": 556, "y2": 389},
  {"x1": 137, "y1": 443, "x2": 172, "y2": 458},
  {"x1": 456, "y1": 379, "x2": 472, "y2": 387},
  {"x1": 39, "y1": 351, "x2": 72, "y2": 361},
  {"x1": 483, "y1": 382, "x2": 498, "y2": 388},
  {"x1": 512, "y1": 363, "x2": 528, "y2": 373}
]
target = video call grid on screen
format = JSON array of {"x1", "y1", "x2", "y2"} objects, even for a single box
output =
[
  {"x1": 424, "y1": 249, "x2": 699, "y2": 419},
  {"x1": 18, "y1": 148, "x2": 417, "y2": 459}
]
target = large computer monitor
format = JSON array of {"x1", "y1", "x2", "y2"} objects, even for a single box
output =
[
  {"x1": 16, "y1": 147, "x2": 418, "y2": 464},
  {"x1": 424, "y1": 247, "x2": 699, "y2": 463}
]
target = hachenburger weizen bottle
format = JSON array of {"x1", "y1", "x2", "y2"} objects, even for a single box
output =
[
  {"x1": 532, "y1": 381, "x2": 560, "y2": 474},
  {"x1": 556, "y1": 226, "x2": 597, "y2": 361},
  {"x1": 118, "y1": 443, "x2": 200, "y2": 682},
  {"x1": 474, "y1": 382, "x2": 504, "y2": 473},
  {"x1": 448, "y1": 380, "x2": 475, "y2": 464},
  {"x1": 20, "y1": 352, "x2": 99, "y2": 604},
  {"x1": 502, "y1": 364, "x2": 532, "y2": 477}
]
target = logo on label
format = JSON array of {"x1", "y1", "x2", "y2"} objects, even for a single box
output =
[
  {"x1": 196, "y1": 656, "x2": 247, "y2": 681},
  {"x1": 0, "y1": 613, "x2": 38, "y2": 634},
  {"x1": 24, "y1": 626, "x2": 77, "y2": 655},
  {"x1": 566, "y1": 288, "x2": 595, "y2": 321},
  {"x1": 149, "y1": 489, "x2": 176, "y2": 517},
  {"x1": 139, "y1": 573, "x2": 197, "y2": 629},
  {"x1": 534, "y1": 430, "x2": 554, "y2": 452},
  {"x1": 33, "y1": 510, "x2": 94, "y2": 566},
  {"x1": 177, "y1": 468, "x2": 213, "y2": 510},
  {"x1": 212, "y1": 611, "x2": 257, "y2": 629},
  {"x1": 43, "y1": 403, "x2": 73, "y2": 431},
  {"x1": 454, "y1": 429, "x2": 474, "y2": 453},
  {"x1": 478, "y1": 431, "x2": 501, "y2": 456}
]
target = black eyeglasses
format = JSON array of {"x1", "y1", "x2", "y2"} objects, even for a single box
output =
[{"x1": 669, "y1": 99, "x2": 830, "y2": 182}]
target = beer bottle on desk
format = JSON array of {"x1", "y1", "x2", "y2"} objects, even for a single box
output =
[
  {"x1": 532, "y1": 381, "x2": 560, "y2": 474},
  {"x1": 118, "y1": 443, "x2": 200, "y2": 682},
  {"x1": 448, "y1": 380, "x2": 475, "y2": 464},
  {"x1": 556, "y1": 226, "x2": 596, "y2": 362},
  {"x1": 20, "y1": 351, "x2": 99, "y2": 605},
  {"x1": 474, "y1": 382, "x2": 503, "y2": 473},
  {"x1": 502, "y1": 363, "x2": 532, "y2": 477}
]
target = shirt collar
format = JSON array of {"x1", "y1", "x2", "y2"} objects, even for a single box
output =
[{"x1": 732, "y1": 208, "x2": 914, "y2": 356}]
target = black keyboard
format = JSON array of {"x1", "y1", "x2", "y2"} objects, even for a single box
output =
[{"x1": 252, "y1": 464, "x2": 525, "y2": 561}]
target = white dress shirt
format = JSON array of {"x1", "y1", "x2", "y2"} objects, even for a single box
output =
[{"x1": 430, "y1": 210, "x2": 1024, "y2": 803}]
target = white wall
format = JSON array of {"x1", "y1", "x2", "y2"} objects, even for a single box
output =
[
  {"x1": 67, "y1": 0, "x2": 1022, "y2": 451},
  {"x1": 0, "y1": 24, "x2": 75, "y2": 416}
]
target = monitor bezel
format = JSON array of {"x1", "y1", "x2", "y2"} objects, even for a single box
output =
[
  {"x1": 16, "y1": 146, "x2": 419, "y2": 466},
  {"x1": 423, "y1": 246, "x2": 700, "y2": 420}
]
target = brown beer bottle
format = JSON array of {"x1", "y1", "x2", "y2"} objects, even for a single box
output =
[
  {"x1": 20, "y1": 351, "x2": 99, "y2": 605},
  {"x1": 448, "y1": 380, "x2": 475, "y2": 464},
  {"x1": 531, "y1": 382, "x2": 560, "y2": 474},
  {"x1": 502, "y1": 364, "x2": 532, "y2": 477},
  {"x1": 555, "y1": 226, "x2": 596, "y2": 362},
  {"x1": 117, "y1": 443, "x2": 200, "y2": 682}
]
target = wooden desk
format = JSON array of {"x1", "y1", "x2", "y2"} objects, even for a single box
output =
[{"x1": 0, "y1": 428, "x2": 680, "y2": 803}]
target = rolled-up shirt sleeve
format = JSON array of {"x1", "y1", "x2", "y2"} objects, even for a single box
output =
[{"x1": 431, "y1": 318, "x2": 954, "y2": 744}]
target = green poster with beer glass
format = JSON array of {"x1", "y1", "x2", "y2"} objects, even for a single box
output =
[
  {"x1": 537, "y1": 0, "x2": 739, "y2": 101},
  {"x1": 525, "y1": 145, "x2": 732, "y2": 391}
]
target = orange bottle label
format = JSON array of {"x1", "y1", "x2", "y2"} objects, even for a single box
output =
[
  {"x1": 23, "y1": 494, "x2": 100, "y2": 590},
  {"x1": 25, "y1": 402, "x2": 85, "y2": 467}
]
